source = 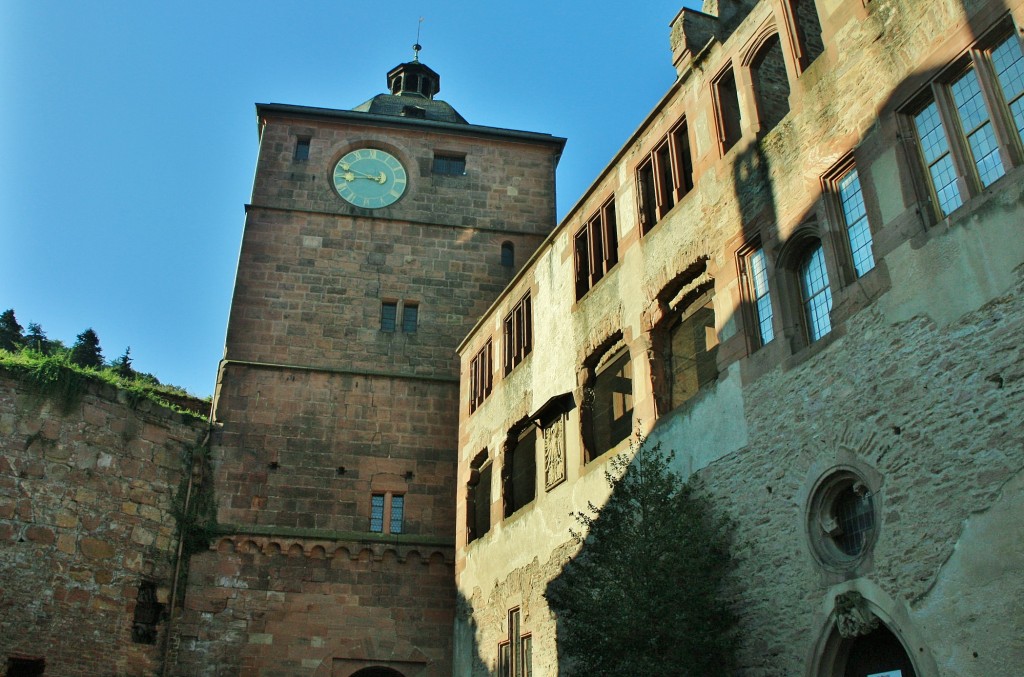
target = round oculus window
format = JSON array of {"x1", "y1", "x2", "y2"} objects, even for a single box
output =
[{"x1": 807, "y1": 469, "x2": 878, "y2": 568}]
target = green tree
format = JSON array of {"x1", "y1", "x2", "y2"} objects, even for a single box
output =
[
  {"x1": 0, "y1": 309, "x2": 24, "y2": 352},
  {"x1": 23, "y1": 322, "x2": 54, "y2": 355},
  {"x1": 111, "y1": 346, "x2": 134, "y2": 379},
  {"x1": 545, "y1": 436, "x2": 738, "y2": 676},
  {"x1": 69, "y1": 328, "x2": 104, "y2": 369}
]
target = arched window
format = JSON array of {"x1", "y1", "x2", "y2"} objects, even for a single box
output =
[
  {"x1": 750, "y1": 33, "x2": 791, "y2": 133},
  {"x1": 501, "y1": 241, "x2": 515, "y2": 268}
]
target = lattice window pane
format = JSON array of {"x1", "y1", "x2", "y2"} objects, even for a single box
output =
[
  {"x1": 370, "y1": 494, "x2": 385, "y2": 532},
  {"x1": 748, "y1": 248, "x2": 774, "y2": 345},
  {"x1": 837, "y1": 169, "x2": 875, "y2": 277},
  {"x1": 951, "y1": 69, "x2": 1004, "y2": 187},
  {"x1": 800, "y1": 246, "x2": 832, "y2": 341},
  {"x1": 389, "y1": 494, "x2": 404, "y2": 534},
  {"x1": 833, "y1": 488, "x2": 875, "y2": 556},
  {"x1": 993, "y1": 34, "x2": 1024, "y2": 142}
]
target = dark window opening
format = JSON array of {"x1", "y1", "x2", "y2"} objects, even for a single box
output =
[
  {"x1": 433, "y1": 154, "x2": 467, "y2": 175},
  {"x1": 469, "y1": 340, "x2": 493, "y2": 414},
  {"x1": 131, "y1": 580, "x2": 164, "y2": 644},
  {"x1": 667, "y1": 294, "x2": 719, "y2": 410},
  {"x1": 751, "y1": 34, "x2": 791, "y2": 133},
  {"x1": 501, "y1": 241, "x2": 515, "y2": 268},
  {"x1": 716, "y1": 68, "x2": 743, "y2": 153},
  {"x1": 294, "y1": 136, "x2": 310, "y2": 161},
  {"x1": 402, "y1": 303, "x2": 418, "y2": 333},
  {"x1": 583, "y1": 347, "x2": 633, "y2": 462},
  {"x1": 832, "y1": 484, "x2": 874, "y2": 556},
  {"x1": 503, "y1": 426, "x2": 536, "y2": 517},
  {"x1": 672, "y1": 120, "x2": 695, "y2": 196},
  {"x1": 574, "y1": 199, "x2": 618, "y2": 299},
  {"x1": 637, "y1": 158, "x2": 658, "y2": 233},
  {"x1": 380, "y1": 301, "x2": 397, "y2": 333},
  {"x1": 467, "y1": 453, "x2": 492, "y2": 543},
  {"x1": 6, "y1": 657, "x2": 45, "y2": 677},
  {"x1": 793, "y1": 0, "x2": 825, "y2": 67},
  {"x1": 503, "y1": 293, "x2": 533, "y2": 375}
]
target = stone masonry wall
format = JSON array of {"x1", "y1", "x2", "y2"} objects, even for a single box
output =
[
  {"x1": 171, "y1": 537, "x2": 455, "y2": 676},
  {"x1": 0, "y1": 369, "x2": 207, "y2": 676}
]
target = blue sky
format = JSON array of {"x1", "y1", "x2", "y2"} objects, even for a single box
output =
[{"x1": 1, "y1": 1, "x2": 699, "y2": 397}]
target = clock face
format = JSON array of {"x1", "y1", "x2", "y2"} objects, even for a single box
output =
[{"x1": 333, "y1": 148, "x2": 408, "y2": 209}]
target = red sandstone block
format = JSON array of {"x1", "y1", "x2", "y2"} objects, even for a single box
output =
[{"x1": 26, "y1": 526, "x2": 55, "y2": 544}]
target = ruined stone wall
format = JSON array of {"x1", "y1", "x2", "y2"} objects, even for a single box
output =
[{"x1": 0, "y1": 370, "x2": 207, "y2": 676}]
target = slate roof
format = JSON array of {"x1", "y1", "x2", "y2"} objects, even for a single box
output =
[{"x1": 352, "y1": 93, "x2": 468, "y2": 124}]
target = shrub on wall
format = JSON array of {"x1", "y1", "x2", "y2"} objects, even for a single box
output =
[{"x1": 545, "y1": 435, "x2": 738, "y2": 676}]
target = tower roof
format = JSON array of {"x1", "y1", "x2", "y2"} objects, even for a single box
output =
[{"x1": 352, "y1": 57, "x2": 467, "y2": 124}]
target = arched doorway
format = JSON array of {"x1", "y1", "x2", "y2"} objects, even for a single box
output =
[
  {"x1": 350, "y1": 668, "x2": 406, "y2": 677},
  {"x1": 841, "y1": 625, "x2": 917, "y2": 677},
  {"x1": 814, "y1": 591, "x2": 923, "y2": 677}
]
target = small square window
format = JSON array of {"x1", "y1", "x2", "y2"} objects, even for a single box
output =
[
  {"x1": 402, "y1": 303, "x2": 419, "y2": 333},
  {"x1": 370, "y1": 492, "x2": 405, "y2": 534},
  {"x1": 294, "y1": 136, "x2": 311, "y2": 161},
  {"x1": 381, "y1": 301, "x2": 397, "y2": 332},
  {"x1": 432, "y1": 154, "x2": 466, "y2": 176}
]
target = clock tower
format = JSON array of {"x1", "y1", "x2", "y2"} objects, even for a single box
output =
[{"x1": 172, "y1": 56, "x2": 564, "y2": 676}]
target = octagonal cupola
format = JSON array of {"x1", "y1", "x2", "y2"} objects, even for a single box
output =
[{"x1": 387, "y1": 44, "x2": 440, "y2": 99}]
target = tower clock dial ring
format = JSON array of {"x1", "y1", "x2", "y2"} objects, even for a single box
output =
[{"x1": 333, "y1": 148, "x2": 408, "y2": 209}]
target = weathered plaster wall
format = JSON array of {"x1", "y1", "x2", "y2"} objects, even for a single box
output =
[
  {"x1": 455, "y1": 0, "x2": 1024, "y2": 674},
  {"x1": 0, "y1": 370, "x2": 207, "y2": 676}
]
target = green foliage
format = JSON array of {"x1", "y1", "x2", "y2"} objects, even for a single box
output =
[
  {"x1": 0, "y1": 309, "x2": 24, "y2": 352},
  {"x1": 23, "y1": 322, "x2": 55, "y2": 355},
  {"x1": 18, "y1": 351, "x2": 92, "y2": 413},
  {"x1": 111, "y1": 346, "x2": 134, "y2": 379},
  {"x1": 545, "y1": 435, "x2": 738, "y2": 677},
  {"x1": 0, "y1": 351, "x2": 208, "y2": 420},
  {"x1": 69, "y1": 327, "x2": 104, "y2": 369}
]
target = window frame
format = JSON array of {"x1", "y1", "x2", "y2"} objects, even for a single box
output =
[
  {"x1": 467, "y1": 451, "x2": 492, "y2": 543},
  {"x1": 401, "y1": 302, "x2": 419, "y2": 333},
  {"x1": 380, "y1": 300, "x2": 398, "y2": 333},
  {"x1": 502, "y1": 425, "x2": 537, "y2": 518},
  {"x1": 573, "y1": 198, "x2": 619, "y2": 299},
  {"x1": 713, "y1": 65, "x2": 744, "y2": 156},
  {"x1": 822, "y1": 156, "x2": 876, "y2": 283},
  {"x1": 738, "y1": 241, "x2": 776, "y2": 352},
  {"x1": 469, "y1": 339, "x2": 493, "y2": 414},
  {"x1": 636, "y1": 118, "x2": 695, "y2": 235},
  {"x1": 294, "y1": 136, "x2": 311, "y2": 161},
  {"x1": 503, "y1": 292, "x2": 533, "y2": 375},
  {"x1": 905, "y1": 26, "x2": 1024, "y2": 220},
  {"x1": 582, "y1": 343, "x2": 634, "y2": 463},
  {"x1": 369, "y1": 491, "x2": 406, "y2": 534},
  {"x1": 432, "y1": 153, "x2": 467, "y2": 176},
  {"x1": 498, "y1": 607, "x2": 532, "y2": 677}
]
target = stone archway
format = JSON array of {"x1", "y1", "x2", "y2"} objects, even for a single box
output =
[
  {"x1": 350, "y1": 668, "x2": 406, "y2": 677},
  {"x1": 809, "y1": 589, "x2": 936, "y2": 677}
]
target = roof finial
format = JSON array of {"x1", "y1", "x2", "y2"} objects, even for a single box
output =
[{"x1": 413, "y1": 17, "x2": 423, "y2": 62}]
